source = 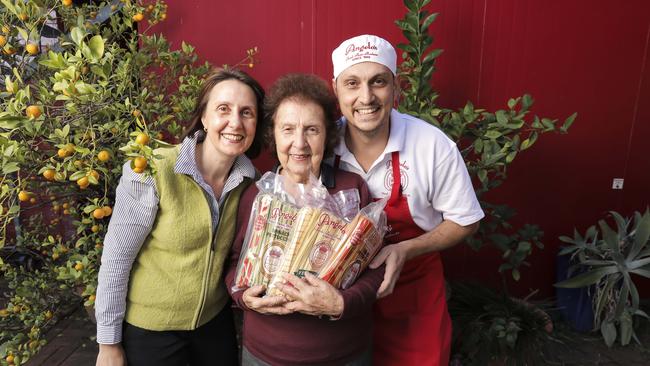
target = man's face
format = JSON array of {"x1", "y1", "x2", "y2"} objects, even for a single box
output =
[{"x1": 333, "y1": 62, "x2": 397, "y2": 137}]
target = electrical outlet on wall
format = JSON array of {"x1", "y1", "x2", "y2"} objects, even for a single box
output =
[{"x1": 612, "y1": 178, "x2": 624, "y2": 190}]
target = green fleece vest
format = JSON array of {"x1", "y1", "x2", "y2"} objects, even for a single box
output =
[{"x1": 125, "y1": 145, "x2": 250, "y2": 331}]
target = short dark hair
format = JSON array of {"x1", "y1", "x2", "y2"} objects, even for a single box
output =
[
  {"x1": 263, "y1": 73, "x2": 339, "y2": 161},
  {"x1": 182, "y1": 68, "x2": 266, "y2": 159}
]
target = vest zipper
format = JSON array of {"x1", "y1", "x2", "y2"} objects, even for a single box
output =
[{"x1": 194, "y1": 196, "x2": 225, "y2": 328}]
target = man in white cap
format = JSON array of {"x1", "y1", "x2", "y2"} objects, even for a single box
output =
[{"x1": 330, "y1": 34, "x2": 484, "y2": 365}]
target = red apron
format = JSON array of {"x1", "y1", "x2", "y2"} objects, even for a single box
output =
[
  {"x1": 337, "y1": 151, "x2": 451, "y2": 365},
  {"x1": 335, "y1": 152, "x2": 451, "y2": 364}
]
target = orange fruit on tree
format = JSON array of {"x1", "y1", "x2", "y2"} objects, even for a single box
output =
[
  {"x1": 0, "y1": 35, "x2": 6, "y2": 47},
  {"x1": 92, "y1": 208, "x2": 105, "y2": 219},
  {"x1": 3, "y1": 46, "x2": 16, "y2": 55},
  {"x1": 102, "y1": 206, "x2": 112, "y2": 216},
  {"x1": 160, "y1": 13, "x2": 167, "y2": 20},
  {"x1": 62, "y1": 0, "x2": 72, "y2": 6},
  {"x1": 25, "y1": 43, "x2": 38, "y2": 55},
  {"x1": 18, "y1": 190, "x2": 30, "y2": 202},
  {"x1": 57, "y1": 148, "x2": 67, "y2": 158},
  {"x1": 132, "y1": 13, "x2": 144, "y2": 22},
  {"x1": 6, "y1": 354, "x2": 14, "y2": 364},
  {"x1": 77, "y1": 176, "x2": 89, "y2": 189},
  {"x1": 64, "y1": 143, "x2": 75, "y2": 155},
  {"x1": 0, "y1": 309, "x2": 8, "y2": 317},
  {"x1": 25, "y1": 105, "x2": 42, "y2": 118},
  {"x1": 133, "y1": 156, "x2": 148, "y2": 169},
  {"x1": 1, "y1": 25, "x2": 9, "y2": 34},
  {"x1": 63, "y1": 209, "x2": 70, "y2": 215},
  {"x1": 88, "y1": 169, "x2": 100, "y2": 181},
  {"x1": 88, "y1": 294, "x2": 96, "y2": 302},
  {"x1": 45, "y1": 310, "x2": 53, "y2": 319},
  {"x1": 91, "y1": 224, "x2": 100, "y2": 233},
  {"x1": 43, "y1": 169, "x2": 56, "y2": 180},
  {"x1": 29, "y1": 197, "x2": 36, "y2": 204},
  {"x1": 74, "y1": 262, "x2": 84, "y2": 271},
  {"x1": 97, "y1": 150, "x2": 110, "y2": 162},
  {"x1": 18, "y1": 13, "x2": 28, "y2": 21},
  {"x1": 135, "y1": 132, "x2": 150, "y2": 145}
]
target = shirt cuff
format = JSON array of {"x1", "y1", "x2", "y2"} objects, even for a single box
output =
[{"x1": 96, "y1": 323, "x2": 123, "y2": 344}]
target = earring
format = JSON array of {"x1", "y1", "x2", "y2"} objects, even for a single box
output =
[{"x1": 203, "y1": 127, "x2": 207, "y2": 132}]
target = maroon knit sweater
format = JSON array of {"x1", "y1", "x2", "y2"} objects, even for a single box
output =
[{"x1": 225, "y1": 167, "x2": 385, "y2": 366}]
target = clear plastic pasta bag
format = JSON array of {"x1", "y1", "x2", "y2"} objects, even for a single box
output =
[
  {"x1": 266, "y1": 197, "x2": 388, "y2": 297},
  {"x1": 232, "y1": 172, "x2": 359, "y2": 292}
]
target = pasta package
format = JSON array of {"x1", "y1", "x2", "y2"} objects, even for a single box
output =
[
  {"x1": 266, "y1": 207, "x2": 349, "y2": 296},
  {"x1": 233, "y1": 171, "x2": 388, "y2": 297},
  {"x1": 233, "y1": 193, "x2": 299, "y2": 290},
  {"x1": 320, "y1": 198, "x2": 388, "y2": 289}
]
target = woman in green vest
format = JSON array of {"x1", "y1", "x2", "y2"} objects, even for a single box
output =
[{"x1": 95, "y1": 69, "x2": 266, "y2": 366}]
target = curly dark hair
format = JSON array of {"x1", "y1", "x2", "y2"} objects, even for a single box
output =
[
  {"x1": 263, "y1": 73, "x2": 340, "y2": 160},
  {"x1": 182, "y1": 68, "x2": 266, "y2": 159}
]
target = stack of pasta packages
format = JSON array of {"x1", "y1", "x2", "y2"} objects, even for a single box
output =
[{"x1": 233, "y1": 172, "x2": 387, "y2": 296}]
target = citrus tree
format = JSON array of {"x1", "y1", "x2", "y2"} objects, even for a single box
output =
[{"x1": 0, "y1": 1, "x2": 256, "y2": 363}]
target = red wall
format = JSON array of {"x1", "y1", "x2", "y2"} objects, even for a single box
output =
[{"x1": 153, "y1": 0, "x2": 650, "y2": 297}]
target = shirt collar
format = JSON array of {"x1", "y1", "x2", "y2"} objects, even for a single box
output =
[
  {"x1": 334, "y1": 108, "x2": 406, "y2": 167},
  {"x1": 175, "y1": 130, "x2": 256, "y2": 180}
]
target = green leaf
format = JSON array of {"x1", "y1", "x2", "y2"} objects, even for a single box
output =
[
  {"x1": 507, "y1": 98, "x2": 518, "y2": 109},
  {"x1": 619, "y1": 311, "x2": 633, "y2": 346},
  {"x1": 422, "y1": 48, "x2": 443, "y2": 64},
  {"x1": 629, "y1": 211, "x2": 650, "y2": 261},
  {"x1": 2, "y1": 162, "x2": 19, "y2": 174},
  {"x1": 561, "y1": 112, "x2": 577, "y2": 132},
  {"x1": 16, "y1": 27, "x2": 29, "y2": 43},
  {"x1": 478, "y1": 169, "x2": 487, "y2": 183},
  {"x1": 554, "y1": 265, "x2": 619, "y2": 288},
  {"x1": 599, "y1": 219, "x2": 620, "y2": 254},
  {"x1": 70, "y1": 27, "x2": 85, "y2": 46},
  {"x1": 484, "y1": 130, "x2": 502, "y2": 139},
  {"x1": 505, "y1": 151, "x2": 517, "y2": 164},
  {"x1": 521, "y1": 94, "x2": 534, "y2": 110},
  {"x1": 69, "y1": 170, "x2": 86, "y2": 181},
  {"x1": 601, "y1": 320, "x2": 617, "y2": 347},
  {"x1": 512, "y1": 268, "x2": 520, "y2": 281},
  {"x1": 495, "y1": 110, "x2": 508, "y2": 125},
  {"x1": 420, "y1": 12, "x2": 439, "y2": 32},
  {"x1": 88, "y1": 35, "x2": 105, "y2": 60}
]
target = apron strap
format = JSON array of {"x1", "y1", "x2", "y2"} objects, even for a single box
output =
[
  {"x1": 388, "y1": 151, "x2": 401, "y2": 205},
  {"x1": 334, "y1": 154, "x2": 341, "y2": 170}
]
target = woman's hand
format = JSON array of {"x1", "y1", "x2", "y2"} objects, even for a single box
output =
[
  {"x1": 279, "y1": 273, "x2": 344, "y2": 317},
  {"x1": 96, "y1": 343, "x2": 126, "y2": 366},
  {"x1": 242, "y1": 285, "x2": 292, "y2": 315}
]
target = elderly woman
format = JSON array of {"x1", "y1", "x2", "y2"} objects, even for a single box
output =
[
  {"x1": 225, "y1": 74, "x2": 384, "y2": 366},
  {"x1": 95, "y1": 69, "x2": 265, "y2": 366}
]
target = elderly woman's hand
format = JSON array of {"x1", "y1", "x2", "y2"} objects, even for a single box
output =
[
  {"x1": 278, "y1": 273, "x2": 344, "y2": 317},
  {"x1": 242, "y1": 285, "x2": 293, "y2": 315}
]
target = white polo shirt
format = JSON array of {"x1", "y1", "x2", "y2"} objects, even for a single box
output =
[{"x1": 333, "y1": 109, "x2": 484, "y2": 232}]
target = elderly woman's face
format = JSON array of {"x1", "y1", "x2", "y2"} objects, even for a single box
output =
[{"x1": 274, "y1": 98, "x2": 327, "y2": 184}]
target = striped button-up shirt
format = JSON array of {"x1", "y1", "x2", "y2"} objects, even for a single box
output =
[{"x1": 95, "y1": 131, "x2": 256, "y2": 344}]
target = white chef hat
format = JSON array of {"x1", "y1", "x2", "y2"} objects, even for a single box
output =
[{"x1": 331, "y1": 34, "x2": 397, "y2": 79}]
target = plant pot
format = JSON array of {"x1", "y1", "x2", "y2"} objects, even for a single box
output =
[{"x1": 555, "y1": 254, "x2": 593, "y2": 332}]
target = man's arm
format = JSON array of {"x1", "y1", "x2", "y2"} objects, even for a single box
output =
[{"x1": 369, "y1": 220, "x2": 479, "y2": 298}]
